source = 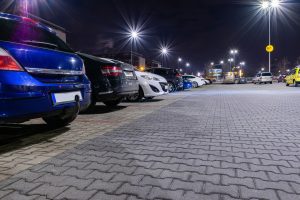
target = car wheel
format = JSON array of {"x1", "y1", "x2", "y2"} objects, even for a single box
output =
[
  {"x1": 168, "y1": 82, "x2": 175, "y2": 93},
  {"x1": 295, "y1": 81, "x2": 298, "y2": 87},
  {"x1": 127, "y1": 87, "x2": 144, "y2": 102},
  {"x1": 192, "y1": 82, "x2": 198, "y2": 88},
  {"x1": 286, "y1": 83, "x2": 290, "y2": 86},
  {"x1": 43, "y1": 105, "x2": 79, "y2": 127},
  {"x1": 270, "y1": 82, "x2": 273, "y2": 84},
  {"x1": 103, "y1": 98, "x2": 122, "y2": 107}
]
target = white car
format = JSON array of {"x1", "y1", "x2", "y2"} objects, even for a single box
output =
[
  {"x1": 127, "y1": 71, "x2": 168, "y2": 101},
  {"x1": 182, "y1": 75, "x2": 206, "y2": 87},
  {"x1": 253, "y1": 72, "x2": 273, "y2": 84}
]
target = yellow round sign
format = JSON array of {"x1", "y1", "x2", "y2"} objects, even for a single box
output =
[{"x1": 266, "y1": 45, "x2": 274, "y2": 53}]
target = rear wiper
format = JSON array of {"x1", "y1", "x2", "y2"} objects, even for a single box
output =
[{"x1": 22, "y1": 40, "x2": 58, "y2": 49}]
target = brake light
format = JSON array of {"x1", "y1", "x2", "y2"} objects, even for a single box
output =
[
  {"x1": 101, "y1": 66, "x2": 122, "y2": 76},
  {"x1": 176, "y1": 73, "x2": 182, "y2": 77},
  {"x1": 0, "y1": 48, "x2": 23, "y2": 71}
]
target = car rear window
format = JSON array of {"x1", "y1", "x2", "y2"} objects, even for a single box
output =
[
  {"x1": 262, "y1": 73, "x2": 272, "y2": 76},
  {"x1": 0, "y1": 18, "x2": 73, "y2": 53}
]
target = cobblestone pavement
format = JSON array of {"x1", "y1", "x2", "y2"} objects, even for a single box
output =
[{"x1": 0, "y1": 83, "x2": 300, "y2": 200}]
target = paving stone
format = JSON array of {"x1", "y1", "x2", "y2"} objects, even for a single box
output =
[
  {"x1": 86, "y1": 180, "x2": 122, "y2": 193},
  {"x1": 147, "y1": 187, "x2": 184, "y2": 200},
  {"x1": 115, "y1": 183, "x2": 152, "y2": 199},
  {"x1": 90, "y1": 191, "x2": 127, "y2": 200},
  {"x1": 2, "y1": 179, "x2": 41, "y2": 194},
  {"x1": 204, "y1": 183, "x2": 239, "y2": 198},
  {"x1": 240, "y1": 186, "x2": 279, "y2": 200},
  {"x1": 170, "y1": 179, "x2": 204, "y2": 193},
  {"x1": 55, "y1": 187, "x2": 96, "y2": 200},
  {"x1": 1, "y1": 191, "x2": 39, "y2": 200},
  {"x1": 28, "y1": 183, "x2": 68, "y2": 199},
  {"x1": 139, "y1": 176, "x2": 172, "y2": 188},
  {"x1": 182, "y1": 191, "x2": 219, "y2": 200}
]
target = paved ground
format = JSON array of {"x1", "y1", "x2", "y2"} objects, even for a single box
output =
[{"x1": 0, "y1": 83, "x2": 299, "y2": 200}]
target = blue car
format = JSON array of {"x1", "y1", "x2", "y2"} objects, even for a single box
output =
[
  {"x1": 183, "y1": 79, "x2": 193, "y2": 90},
  {"x1": 0, "y1": 13, "x2": 91, "y2": 126}
]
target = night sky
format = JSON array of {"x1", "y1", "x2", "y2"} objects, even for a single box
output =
[{"x1": 1, "y1": 0, "x2": 300, "y2": 75}]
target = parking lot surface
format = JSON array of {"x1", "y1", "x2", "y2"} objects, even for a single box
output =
[{"x1": 0, "y1": 84, "x2": 300, "y2": 200}]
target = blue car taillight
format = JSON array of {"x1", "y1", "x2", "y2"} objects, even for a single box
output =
[{"x1": 0, "y1": 48, "x2": 23, "y2": 71}]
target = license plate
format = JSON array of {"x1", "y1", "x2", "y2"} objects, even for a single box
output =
[
  {"x1": 51, "y1": 91, "x2": 82, "y2": 105},
  {"x1": 124, "y1": 71, "x2": 134, "y2": 77}
]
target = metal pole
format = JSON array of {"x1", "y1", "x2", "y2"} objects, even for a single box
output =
[
  {"x1": 268, "y1": 8, "x2": 271, "y2": 72},
  {"x1": 130, "y1": 41, "x2": 133, "y2": 65}
]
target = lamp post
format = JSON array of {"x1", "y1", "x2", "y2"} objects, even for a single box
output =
[
  {"x1": 178, "y1": 57, "x2": 182, "y2": 69},
  {"x1": 130, "y1": 30, "x2": 140, "y2": 65},
  {"x1": 228, "y1": 58, "x2": 234, "y2": 71},
  {"x1": 160, "y1": 47, "x2": 169, "y2": 67},
  {"x1": 230, "y1": 49, "x2": 238, "y2": 67},
  {"x1": 260, "y1": 0, "x2": 282, "y2": 72}
]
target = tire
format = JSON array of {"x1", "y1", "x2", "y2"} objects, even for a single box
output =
[
  {"x1": 270, "y1": 82, "x2": 273, "y2": 84},
  {"x1": 168, "y1": 82, "x2": 175, "y2": 93},
  {"x1": 192, "y1": 82, "x2": 198, "y2": 88},
  {"x1": 43, "y1": 105, "x2": 79, "y2": 127},
  {"x1": 103, "y1": 98, "x2": 122, "y2": 107},
  {"x1": 127, "y1": 87, "x2": 144, "y2": 102},
  {"x1": 295, "y1": 81, "x2": 298, "y2": 87},
  {"x1": 286, "y1": 83, "x2": 290, "y2": 86}
]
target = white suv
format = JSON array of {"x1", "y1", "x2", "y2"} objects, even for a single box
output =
[{"x1": 253, "y1": 72, "x2": 273, "y2": 84}]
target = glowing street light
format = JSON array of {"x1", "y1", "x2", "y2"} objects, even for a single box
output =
[
  {"x1": 210, "y1": 62, "x2": 214, "y2": 66},
  {"x1": 186, "y1": 63, "x2": 190, "y2": 67},
  {"x1": 261, "y1": 67, "x2": 265, "y2": 71},
  {"x1": 260, "y1": 0, "x2": 284, "y2": 72},
  {"x1": 178, "y1": 57, "x2": 182, "y2": 62},
  {"x1": 220, "y1": 60, "x2": 224, "y2": 64},
  {"x1": 230, "y1": 49, "x2": 238, "y2": 67},
  {"x1": 160, "y1": 47, "x2": 169, "y2": 67},
  {"x1": 240, "y1": 61, "x2": 246, "y2": 67},
  {"x1": 129, "y1": 30, "x2": 140, "y2": 65}
]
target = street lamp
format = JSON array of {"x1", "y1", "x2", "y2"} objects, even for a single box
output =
[
  {"x1": 210, "y1": 62, "x2": 214, "y2": 66},
  {"x1": 230, "y1": 49, "x2": 238, "y2": 67},
  {"x1": 186, "y1": 63, "x2": 190, "y2": 67},
  {"x1": 228, "y1": 58, "x2": 234, "y2": 71},
  {"x1": 220, "y1": 60, "x2": 224, "y2": 64},
  {"x1": 260, "y1": 0, "x2": 283, "y2": 72},
  {"x1": 130, "y1": 30, "x2": 140, "y2": 65},
  {"x1": 178, "y1": 57, "x2": 182, "y2": 68},
  {"x1": 261, "y1": 67, "x2": 265, "y2": 71},
  {"x1": 160, "y1": 47, "x2": 169, "y2": 67}
]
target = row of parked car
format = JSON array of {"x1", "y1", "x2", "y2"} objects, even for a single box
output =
[{"x1": 0, "y1": 13, "x2": 210, "y2": 127}]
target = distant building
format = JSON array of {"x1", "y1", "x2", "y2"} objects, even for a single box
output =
[{"x1": 145, "y1": 59, "x2": 162, "y2": 68}]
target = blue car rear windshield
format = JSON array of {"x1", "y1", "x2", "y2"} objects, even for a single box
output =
[{"x1": 0, "y1": 18, "x2": 73, "y2": 53}]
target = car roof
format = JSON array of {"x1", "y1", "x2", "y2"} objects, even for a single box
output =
[
  {"x1": 0, "y1": 12, "x2": 56, "y2": 34},
  {"x1": 77, "y1": 52, "x2": 116, "y2": 65}
]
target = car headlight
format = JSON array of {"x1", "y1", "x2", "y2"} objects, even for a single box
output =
[{"x1": 141, "y1": 75, "x2": 153, "y2": 80}]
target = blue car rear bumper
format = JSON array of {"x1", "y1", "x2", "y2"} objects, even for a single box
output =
[{"x1": 0, "y1": 71, "x2": 91, "y2": 123}]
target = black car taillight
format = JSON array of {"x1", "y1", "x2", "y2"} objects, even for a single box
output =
[
  {"x1": 0, "y1": 48, "x2": 23, "y2": 71},
  {"x1": 176, "y1": 73, "x2": 182, "y2": 77},
  {"x1": 101, "y1": 66, "x2": 122, "y2": 77}
]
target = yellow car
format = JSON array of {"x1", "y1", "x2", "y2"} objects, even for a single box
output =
[{"x1": 286, "y1": 67, "x2": 300, "y2": 87}]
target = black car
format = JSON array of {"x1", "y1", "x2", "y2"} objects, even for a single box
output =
[
  {"x1": 146, "y1": 68, "x2": 183, "y2": 92},
  {"x1": 77, "y1": 53, "x2": 139, "y2": 109}
]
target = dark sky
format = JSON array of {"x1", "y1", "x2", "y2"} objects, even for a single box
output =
[{"x1": 1, "y1": 0, "x2": 300, "y2": 74}]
